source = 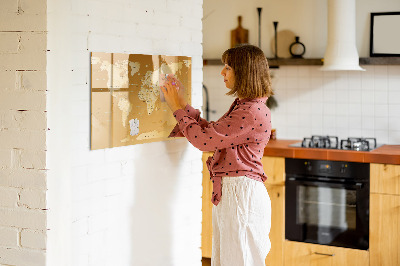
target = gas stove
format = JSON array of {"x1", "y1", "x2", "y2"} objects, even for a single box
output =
[{"x1": 289, "y1": 135, "x2": 381, "y2": 151}]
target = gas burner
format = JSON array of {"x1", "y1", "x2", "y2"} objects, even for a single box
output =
[
  {"x1": 340, "y1": 137, "x2": 377, "y2": 151},
  {"x1": 290, "y1": 136, "x2": 380, "y2": 151},
  {"x1": 301, "y1": 135, "x2": 339, "y2": 149}
]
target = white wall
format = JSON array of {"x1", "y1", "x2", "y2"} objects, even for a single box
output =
[
  {"x1": 203, "y1": 0, "x2": 400, "y2": 58},
  {"x1": 47, "y1": 0, "x2": 203, "y2": 266},
  {"x1": 203, "y1": 0, "x2": 400, "y2": 145},
  {"x1": 0, "y1": 0, "x2": 48, "y2": 265}
]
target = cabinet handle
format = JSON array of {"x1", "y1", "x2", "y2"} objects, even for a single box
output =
[{"x1": 314, "y1": 252, "x2": 335, "y2": 257}]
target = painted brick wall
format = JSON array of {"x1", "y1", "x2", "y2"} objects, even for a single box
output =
[
  {"x1": 46, "y1": 0, "x2": 203, "y2": 266},
  {"x1": 0, "y1": 0, "x2": 48, "y2": 265},
  {"x1": 204, "y1": 65, "x2": 400, "y2": 144}
]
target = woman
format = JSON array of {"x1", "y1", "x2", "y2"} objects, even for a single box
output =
[{"x1": 161, "y1": 44, "x2": 273, "y2": 266}]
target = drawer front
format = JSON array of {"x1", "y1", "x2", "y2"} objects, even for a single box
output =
[{"x1": 284, "y1": 241, "x2": 369, "y2": 266}]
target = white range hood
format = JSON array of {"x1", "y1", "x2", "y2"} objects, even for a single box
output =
[{"x1": 320, "y1": 0, "x2": 365, "y2": 71}]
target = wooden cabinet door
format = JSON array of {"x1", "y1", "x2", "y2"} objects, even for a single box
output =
[
  {"x1": 370, "y1": 163, "x2": 400, "y2": 195},
  {"x1": 284, "y1": 241, "x2": 369, "y2": 266},
  {"x1": 201, "y1": 152, "x2": 213, "y2": 258},
  {"x1": 370, "y1": 193, "x2": 400, "y2": 266},
  {"x1": 262, "y1": 156, "x2": 285, "y2": 186},
  {"x1": 264, "y1": 184, "x2": 284, "y2": 266}
]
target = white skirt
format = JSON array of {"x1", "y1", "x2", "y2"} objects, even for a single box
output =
[{"x1": 212, "y1": 176, "x2": 271, "y2": 266}]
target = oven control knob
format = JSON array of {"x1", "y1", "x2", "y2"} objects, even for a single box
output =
[
  {"x1": 340, "y1": 164, "x2": 347, "y2": 174},
  {"x1": 304, "y1": 162, "x2": 312, "y2": 171}
]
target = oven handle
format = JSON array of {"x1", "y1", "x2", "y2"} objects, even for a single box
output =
[{"x1": 287, "y1": 177, "x2": 364, "y2": 189}]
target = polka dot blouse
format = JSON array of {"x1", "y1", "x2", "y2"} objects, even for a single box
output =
[{"x1": 169, "y1": 97, "x2": 272, "y2": 206}]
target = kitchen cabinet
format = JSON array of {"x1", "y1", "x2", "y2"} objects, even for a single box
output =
[
  {"x1": 370, "y1": 163, "x2": 400, "y2": 195},
  {"x1": 201, "y1": 154, "x2": 286, "y2": 266},
  {"x1": 201, "y1": 152, "x2": 213, "y2": 258},
  {"x1": 370, "y1": 163, "x2": 400, "y2": 266},
  {"x1": 261, "y1": 156, "x2": 285, "y2": 266},
  {"x1": 284, "y1": 241, "x2": 369, "y2": 266}
]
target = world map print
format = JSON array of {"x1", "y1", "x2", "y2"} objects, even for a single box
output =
[{"x1": 90, "y1": 52, "x2": 191, "y2": 150}]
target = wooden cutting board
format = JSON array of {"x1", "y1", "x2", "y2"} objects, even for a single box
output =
[{"x1": 231, "y1": 16, "x2": 249, "y2": 48}]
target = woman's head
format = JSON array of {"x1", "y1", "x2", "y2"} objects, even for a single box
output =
[{"x1": 221, "y1": 44, "x2": 273, "y2": 99}]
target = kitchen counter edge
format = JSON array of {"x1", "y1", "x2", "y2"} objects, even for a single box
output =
[{"x1": 263, "y1": 139, "x2": 400, "y2": 165}]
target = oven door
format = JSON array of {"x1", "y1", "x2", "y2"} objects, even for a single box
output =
[{"x1": 285, "y1": 177, "x2": 369, "y2": 250}]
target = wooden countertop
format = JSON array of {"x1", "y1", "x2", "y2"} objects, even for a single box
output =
[{"x1": 263, "y1": 139, "x2": 400, "y2": 165}]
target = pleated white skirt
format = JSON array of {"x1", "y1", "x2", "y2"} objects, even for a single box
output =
[{"x1": 211, "y1": 176, "x2": 271, "y2": 266}]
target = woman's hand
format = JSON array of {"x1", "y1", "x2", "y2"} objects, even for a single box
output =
[{"x1": 161, "y1": 75, "x2": 186, "y2": 113}]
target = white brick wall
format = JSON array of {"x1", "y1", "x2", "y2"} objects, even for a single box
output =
[
  {"x1": 47, "y1": 1, "x2": 203, "y2": 266},
  {"x1": 0, "y1": 0, "x2": 48, "y2": 265}
]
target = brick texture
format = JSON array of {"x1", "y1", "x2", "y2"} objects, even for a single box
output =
[{"x1": 0, "y1": 0, "x2": 47, "y2": 264}]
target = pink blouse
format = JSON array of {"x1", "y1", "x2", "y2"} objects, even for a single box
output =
[{"x1": 169, "y1": 97, "x2": 271, "y2": 205}]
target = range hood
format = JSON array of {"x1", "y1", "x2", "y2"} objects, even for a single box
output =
[{"x1": 320, "y1": 0, "x2": 365, "y2": 71}]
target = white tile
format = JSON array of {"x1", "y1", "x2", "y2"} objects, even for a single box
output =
[
  {"x1": 336, "y1": 115, "x2": 348, "y2": 128},
  {"x1": 374, "y1": 117, "x2": 389, "y2": 130},
  {"x1": 348, "y1": 71, "x2": 362, "y2": 90},
  {"x1": 361, "y1": 129, "x2": 375, "y2": 138},
  {"x1": 375, "y1": 104, "x2": 389, "y2": 117},
  {"x1": 310, "y1": 67, "x2": 324, "y2": 77},
  {"x1": 274, "y1": 66, "x2": 287, "y2": 77},
  {"x1": 388, "y1": 65, "x2": 400, "y2": 76},
  {"x1": 388, "y1": 91, "x2": 400, "y2": 104},
  {"x1": 298, "y1": 67, "x2": 311, "y2": 78},
  {"x1": 361, "y1": 90, "x2": 375, "y2": 104},
  {"x1": 311, "y1": 88, "x2": 323, "y2": 101},
  {"x1": 374, "y1": 90, "x2": 388, "y2": 104},
  {"x1": 322, "y1": 70, "x2": 335, "y2": 78},
  {"x1": 348, "y1": 103, "x2": 362, "y2": 116},
  {"x1": 335, "y1": 72, "x2": 349, "y2": 90},
  {"x1": 336, "y1": 128, "x2": 349, "y2": 139},
  {"x1": 361, "y1": 103, "x2": 374, "y2": 116},
  {"x1": 323, "y1": 115, "x2": 336, "y2": 129},
  {"x1": 388, "y1": 76, "x2": 400, "y2": 91},
  {"x1": 349, "y1": 128, "x2": 362, "y2": 137},
  {"x1": 323, "y1": 103, "x2": 336, "y2": 115},
  {"x1": 311, "y1": 114, "x2": 324, "y2": 129},
  {"x1": 388, "y1": 117, "x2": 400, "y2": 131},
  {"x1": 388, "y1": 104, "x2": 400, "y2": 117},
  {"x1": 361, "y1": 75, "x2": 374, "y2": 91},
  {"x1": 374, "y1": 78, "x2": 388, "y2": 91},
  {"x1": 348, "y1": 90, "x2": 362, "y2": 103},
  {"x1": 362, "y1": 116, "x2": 375, "y2": 130},
  {"x1": 336, "y1": 90, "x2": 349, "y2": 103},
  {"x1": 311, "y1": 127, "x2": 324, "y2": 136},
  {"x1": 285, "y1": 66, "x2": 298, "y2": 77},
  {"x1": 374, "y1": 130, "x2": 389, "y2": 144},
  {"x1": 310, "y1": 77, "x2": 324, "y2": 89},
  {"x1": 336, "y1": 103, "x2": 349, "y2": 116},
  {"x1": 286, "y1": 77, "x2": 299, "y2": 89},
  {"x1": 348, "y1": 116, "x2": 362, "y2": 129},
  {"x1": 311, "y1": 102, "x2": 324, "y2": 113},
  {"x1": 388, "y1": 131, "x2": 400, "y2": 144},
  {"x1": 298, "y1": 77, "x2": 311, "y2": 89},
  {"x1": 374, "y1": 65, "x2": 388, "y2": 77},
  {"x1": 323, "y1": 87, "x2": 336, "y2": 103}
]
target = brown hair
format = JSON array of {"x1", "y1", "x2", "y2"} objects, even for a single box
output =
[{"x1": 221, "y1": 44, "x2": 273, "y2": 99}]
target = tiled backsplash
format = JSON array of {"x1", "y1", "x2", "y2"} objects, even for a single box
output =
[{"x1": 203, "y1": 65, "x2": 400, "y2": 144}]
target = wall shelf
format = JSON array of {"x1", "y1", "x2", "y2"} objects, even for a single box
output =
[{"x1": 203, "y1": 57, "x2": 400, "y2": 67}]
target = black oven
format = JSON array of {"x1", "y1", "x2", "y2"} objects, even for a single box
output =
[{"x1": 285, "y1": 158, "x2": 369, "y2": 250}]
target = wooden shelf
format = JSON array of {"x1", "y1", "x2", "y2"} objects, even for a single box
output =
[
  {"x1": 203, "y1": 58, "x2": 323, "y2": 67},
  {"x1": 359, "y1": 57, "x2": 400, "y2": 65},
  {"x1": 203, "y1": 57, "x2": 400, "y2": 67}
]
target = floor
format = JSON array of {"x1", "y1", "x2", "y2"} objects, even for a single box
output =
[{"x1": 202, "y1": 257, "x2": 211, "y2": 266}]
